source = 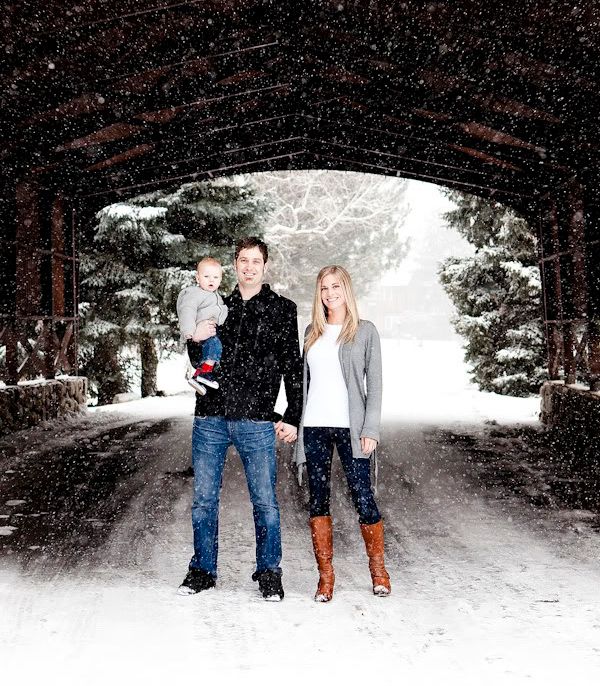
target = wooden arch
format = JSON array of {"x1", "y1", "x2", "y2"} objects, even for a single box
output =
[{"x1": 1, "y1": 0, "x2": 600, "y2": 386}]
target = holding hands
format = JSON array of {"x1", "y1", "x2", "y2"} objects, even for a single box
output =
[{"x1": 275, "y1": 421, "x2": 297, "y2": 443}]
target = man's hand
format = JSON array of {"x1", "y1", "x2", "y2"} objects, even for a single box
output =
[
  {"x1": 274, "y1": 421, "x2": 297, "y2": 443},
  {"x1": 191, "y1": 319, "x2": 217, "y2": 342},
  {"x1": 360, "y1": 437, "x2": 378, "y2": 455}
]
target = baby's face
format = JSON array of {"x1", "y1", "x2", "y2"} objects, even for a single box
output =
[{"x1": 196, "y1": 263, "x2": 222, "y2": 292}]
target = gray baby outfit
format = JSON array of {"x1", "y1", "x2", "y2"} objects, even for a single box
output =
[{"x1": 176, "y1": 285, "x2": 228, "y2": 340}]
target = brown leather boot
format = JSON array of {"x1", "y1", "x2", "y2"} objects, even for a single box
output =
[
  {"x1": 309, "y1": 515, "x2": 335, "y2": 602},
  {"x1": 360, "y1": 520, "x2": 391, "y2": 596}
]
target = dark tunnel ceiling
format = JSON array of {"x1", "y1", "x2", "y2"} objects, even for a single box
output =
[{"x1": 2, "y1": 0, "x2": 600, "y2": 212}]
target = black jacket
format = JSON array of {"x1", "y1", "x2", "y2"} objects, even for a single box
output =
[{"x1": 187, "y1": 284, "x2": 303, "y2": 427}]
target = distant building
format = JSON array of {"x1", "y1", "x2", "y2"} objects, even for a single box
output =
[{"x1": 360, "y1": 275, "x2": 458, "y2": 341}]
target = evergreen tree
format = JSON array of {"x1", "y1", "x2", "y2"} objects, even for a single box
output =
[
  {"x1": 438, "y1": 191, "x2": 545, "y2": 396},
  {"x1": 79, "y1": 178, "x2": 267, "y2": 404}
]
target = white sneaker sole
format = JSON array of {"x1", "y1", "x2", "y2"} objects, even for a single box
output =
[
  {"x1": 177, "y1": 584, "x2": 215, "y2": 596},
  {"x1": 264, "y1": 595, "x2": 282, "y2": 602},
  {"x1": 187, "y1": 379, "x2": 207, "y2": 395},
  {"x1": 177, "y1": 585, "x2": 196, "y2": 596},
  {"x1": 194, "y1": 377, "x2": 219, "y2": 389}
]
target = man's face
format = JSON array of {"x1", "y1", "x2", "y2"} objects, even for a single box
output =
[
  {"x1": 196, "y1": 262, "x2": 222, "y2": 292},
  {"x1": 235, "y1": 246, "x2": 267, "y2": 287}
]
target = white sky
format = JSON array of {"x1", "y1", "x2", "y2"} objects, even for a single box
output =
[{"x1": 381, "y1": 180, "x2": 467, "y2": 287}]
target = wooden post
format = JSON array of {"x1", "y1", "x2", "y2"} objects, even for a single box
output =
[
  {"x1": 582, "y1": 188, "x2": 600, "y2": 391},
  {"x1": 41, "y1": 321, "x2": 56, "y2": 379},
  {"x1": 566, "y1": 180, "x2": 589, "y2": 387},
  {"x1": 567, "y1": 180, "x2": 588, "y2": 321},
  {"x1": 3, "y1": 323, "x2": 18, "y2": 385},
  {"x1": 563, "y1": 321, "x2": 577, "y2": 385},
  {"x1": 69, "y1": 204, "x2": 79, "y2": 375},
  {"x1": 549, "y1": 180, "x2": 590, "y2": 386},
  {"x1": 51, "y1": 192, "x2": 66, "y2": 318},
  {"x1": 539, "y1": 197, "x2": 563, "y2": 380},
  {"x1": 15, "y1": 179, "x2": 42, "y2": 318},
  {"x1": 546, "y1": 322, "x2": 561, "y2": 380},
  {"x1": 589, "y1": 319, "x2": 600, "y2": 392}
]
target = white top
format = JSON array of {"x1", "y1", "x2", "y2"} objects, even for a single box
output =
[{"x1": 303, "y1": 324, "x2": 350, "y2": 428}]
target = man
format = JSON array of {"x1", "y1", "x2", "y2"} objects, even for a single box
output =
[{"x1": 178, "y1": 236, "x2": 302, "y2": 601}]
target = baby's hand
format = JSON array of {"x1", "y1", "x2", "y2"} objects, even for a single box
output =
[{"x1": 192, "y1": 319, "x2": 217, "y2": 342}]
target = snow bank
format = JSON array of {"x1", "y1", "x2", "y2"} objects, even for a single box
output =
[{"x1": 380, "y1": 338, "x2": 540, "y2": 426}]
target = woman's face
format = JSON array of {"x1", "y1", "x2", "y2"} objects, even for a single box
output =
[{"x1": 320, "y1": 272, "x2": 347, "y2": 313}]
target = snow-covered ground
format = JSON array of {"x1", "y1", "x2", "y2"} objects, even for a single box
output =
[
  {"x1": 2, "y1": 339, "x2": 599, "y2": 685},
  {"x1": 379, "y1": 339, "x2": 540, "y2": 426}
]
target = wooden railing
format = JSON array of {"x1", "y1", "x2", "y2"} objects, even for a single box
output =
[
  {"x1": 539, "y1": 180, "x2": 600, "y2": 392},
  {"x1": 0, "y1": 179, "x2": 79, "y2": 386}
]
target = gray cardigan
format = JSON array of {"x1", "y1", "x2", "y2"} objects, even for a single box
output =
[{"x1": 294, "y1": 319, "x2": 382, "y2": 470}]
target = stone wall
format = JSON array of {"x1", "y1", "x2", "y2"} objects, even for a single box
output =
[
  {"x1": 0, "y1": 377, "x2": 88, "y2": 436},
  {"x1": 540, "y1": 381, "x2": 600, "y2": 459}
]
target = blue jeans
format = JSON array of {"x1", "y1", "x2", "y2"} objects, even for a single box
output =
[
  {"x1": 190, "y1": 416, "x2": 281, "y2": 577},
  {"x1": 304, "y1": 427, "x2": 381, "y2": 525},
  {"x1": 199, "y1": 334, "x2": 222, "y2": 364}
]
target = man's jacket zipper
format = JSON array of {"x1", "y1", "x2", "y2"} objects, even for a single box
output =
[{"x1": 224, "y1": 300, "x2": 246, "y2": 414}]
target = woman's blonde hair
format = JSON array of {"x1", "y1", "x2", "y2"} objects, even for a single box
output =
[{"x1": 304, "y1": 265, "x2": 360, "y2": 351}]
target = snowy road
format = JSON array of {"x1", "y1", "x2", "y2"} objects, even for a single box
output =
[{"x1": 2, "y1": 342, "x2": 600, "y2": 684}]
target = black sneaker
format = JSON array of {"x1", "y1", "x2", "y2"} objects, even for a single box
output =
[
  {"x1": 177, "y1": 568, "x2": 216, "y2": 595},
  {"x1": 252, "y1": 569, "x2": 284, "y2": 602}
]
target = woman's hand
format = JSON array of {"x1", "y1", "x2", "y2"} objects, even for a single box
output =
[
  {"x1": 191, "y1": 319, "x2": 216, "y2": 342},
  {"x1": 275, "y1": 421, "x2": 297, "y2": 443},
  {"x1": 360, "y1": 437, "x2": 378, "y2": 455}
]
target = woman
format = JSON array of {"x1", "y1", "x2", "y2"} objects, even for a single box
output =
[{"x1": 295, "y1": 265, "x2": 391, "y2": 602}]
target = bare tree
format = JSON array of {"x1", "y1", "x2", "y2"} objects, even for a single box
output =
[{"x1": 246, "y1": 170, "x2": 410, "y2": 316}]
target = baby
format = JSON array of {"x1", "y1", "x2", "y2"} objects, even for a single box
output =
[{"x1": 176, "y1": 257, "x2": 228, "y2": 395}]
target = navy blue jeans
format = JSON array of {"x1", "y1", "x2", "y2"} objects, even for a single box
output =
[
  {"x1": 303, "y1": 427, "x2": 381, "y2": 525},
  {"x1": 199, "y1": 334, "x2": 222, "y2": 364},
  {"x1": 190, "y1": 416, "x2": 281, "y2": 577}
]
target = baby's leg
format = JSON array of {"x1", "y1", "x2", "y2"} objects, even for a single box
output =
[{"x1": 191, "y1": 335, "x2": 221, "y2": 389}]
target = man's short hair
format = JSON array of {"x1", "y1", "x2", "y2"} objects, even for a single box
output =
[{"x1": 234, "y1": 236, "x2": 268, "y2": 263}]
